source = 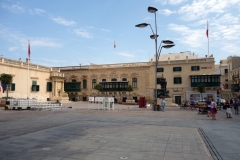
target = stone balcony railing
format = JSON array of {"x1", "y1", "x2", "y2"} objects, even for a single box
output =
[{"x1": 0, "y1": 57, "x2": 52, "y2": 72}]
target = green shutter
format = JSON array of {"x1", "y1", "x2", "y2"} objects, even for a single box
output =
[
  {"x1": 47, "y1": 82, "x2": 52, "y2": 92},
  {"x1": 11, "y1": 83, "x2": 15, "y2": 91},
  {"x1": 36, "y1": 85, "x2": 40, "y2": 91}
]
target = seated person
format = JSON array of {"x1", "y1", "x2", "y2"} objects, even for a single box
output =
[{"x1": 184, "y1": 100, "x2": 190, "y2": 108}]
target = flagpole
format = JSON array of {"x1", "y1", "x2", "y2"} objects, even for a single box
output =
[
  {"x1": 114, "y1": 40, "x2": 116, "y2": 63},
  {"x1": 27, "y1": 40, "x2": 30, "y2": 102},
  {"x1": 207, "y1": 20, "x2": 209, "y2": 56}
]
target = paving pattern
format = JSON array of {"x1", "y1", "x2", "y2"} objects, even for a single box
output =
[{"x1": 0, "y1": 101, "x2": 239, "y2": 160}]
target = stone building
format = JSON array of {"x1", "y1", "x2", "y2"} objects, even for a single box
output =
[
  {"x1": 0, "y1": 53, "x2": 221, "y2": 104},
  {"x1": 0, "y1": 57, "x2": 66, "y2": 101},
  {"x1": 58, "y1": 53, "x2": 220, "y2": 104}
]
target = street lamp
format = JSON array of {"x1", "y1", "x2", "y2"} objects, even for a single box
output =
[{"x1": 135, "y1": 6, "x2": 175, "y2": 104}]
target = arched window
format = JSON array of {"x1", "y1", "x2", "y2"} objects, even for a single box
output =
[
  {"x1": 122, "y1": 78, "x2": 127, "y2": 81},
  {"x1": 132, "y1": 78, "x2": 137, "y2": 88},
  {"x1": 102, "y1": 79, "x2": 106, "y2": 82},
  {"x1": 92, "y1": 79, "x2": 96, "y2": 89},
  {"x1": 111, "y1": 78, "x2": 117, "y2": 81}
]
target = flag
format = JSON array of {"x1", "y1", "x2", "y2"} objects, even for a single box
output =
[
  {"x1": 222, "y1": 83, "x2": 227, "y2": 90},
  {"x1": 28, "y1": 41, "x2": 31, "y2": 59},
  {"x1": 206, "y1": 21, "x2": 208, "y2": 38},
  {"x1": 114, "y1": 40, "x2": 116, "y2": 48}
]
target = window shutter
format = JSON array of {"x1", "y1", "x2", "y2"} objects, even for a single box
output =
[
  {"x1": 11, "y1": 83, "x2": 15, "y2": 91},
  {"x1": 36, "y1": 85, "x2": 40, "y2": 91}
]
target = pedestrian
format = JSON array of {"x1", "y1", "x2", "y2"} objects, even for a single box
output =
[
  {"x1": 190, "y1": 99, "x2": 195, "y2": 110},
  {"x1": 206, "y1": 98, "x2": 212, "y2": 117},
  {"x1": 225, "y1": 99, "x2": 233, "y2": 118},
  {"x1": 211, "y1": 98, "x2": 218, "y2": 120},
  {"x1": 233, "y1": 99, "x2": 239, "y2": 115},
  {"x1": 161, "y1": 98, "x2": 166, "y2": 112}
]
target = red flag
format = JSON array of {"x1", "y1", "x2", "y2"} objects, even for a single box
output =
[
  {"x1": 114, "y1": 40, "x2": 116, "y2": 48},
  {"x1": 28, "y1": 41, "x2": 30, "y2": 59},
  {"x1": 206, "y1": 21, "x2": 208, "y2": 38}
]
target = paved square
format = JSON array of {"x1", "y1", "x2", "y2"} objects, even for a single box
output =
[{"x1": 0, "y1": 101, "x2": 240, "y2": 160}]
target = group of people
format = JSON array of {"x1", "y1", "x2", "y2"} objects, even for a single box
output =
[
  {"x1": 206, "y1": 97, "x2": 239, "y2": 120},
  {"x1": 223, "y1": 98, "x2": 239, "y2": 118}
]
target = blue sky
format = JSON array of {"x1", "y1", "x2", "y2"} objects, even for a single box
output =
[{"x1": 0, "y1": 0, "x2": 240, "y2": 67}]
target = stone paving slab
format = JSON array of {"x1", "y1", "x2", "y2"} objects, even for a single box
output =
[{"x1": 0, "y1": 101, "x2": 240, "y2": 159}]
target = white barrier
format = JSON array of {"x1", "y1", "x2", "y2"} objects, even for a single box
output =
[
  {"x1": 88, "y1": 97, "x2": 95, "y2": 109},
  {"x1": 95, "y1": 97, "x2": 104, "y2": 110},
  {"x1": 87, "y1": 97, "x2": 114, "y2": 111}
]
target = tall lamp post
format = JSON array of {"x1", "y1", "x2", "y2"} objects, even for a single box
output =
[{"x1": 136, "y1": 6, "x2": 175, "y2": 104}]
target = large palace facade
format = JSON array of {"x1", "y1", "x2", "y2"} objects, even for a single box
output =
[{"x1": 1, "y1": 52, "x2": 229, "y2": 104}]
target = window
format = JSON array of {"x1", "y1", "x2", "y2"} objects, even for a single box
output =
[
  {"x1": 174, "y1": 77, "x2": 182, "y2": 84},
  {"x1": 132, "y1": 78, "x2": 137, "y2": 88},
  {"x1": 191, "y1": 66, "x2": 200, "y2": 71},
  {"x1": 173, "y1": 67, "x2": 181, "y2": 72},
  {"x1": 32, "y1": 81, "x2": 37, "y2": 85},
  {"x1": 32, "y1": 81, "x2": 39, "y2": 91},
  {"x1": 72, "y1": 79, "x2": 76, "y2": 82},
  {"x1": 111, "y1": 78, "x2": 117, "y2": 81},
  {"x1": 92, "y1": 79, "x2": 96, "y2": 89},
  {"x1": 46, "y1": 82, "x2": 52, "y2": 92},
  {"x1": 224, "y1": 69, "x2": 228, "y2": 73},
  {"x1": 6, "y1": 83, "x2": 15, "y2": 91},
  {"x1": 102, "y1": 79, "x2": 106, "y2": 82},
  {"x1": 83, "y1": 79, "x2": 87, "y2": 89},
  {"x1": 122, "y1": 78, "x2": 127, "y2": 81},
  {"x1": 157, "y1": 68, "x2": 164, "y2": 72}
]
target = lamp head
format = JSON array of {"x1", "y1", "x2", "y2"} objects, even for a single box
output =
[
  {"x1": 135, "y1": 23, "x2": 149, "y2": 28},
  {"x1": 162, "y1": 40, "x2": 174, "y2": 44},
  {"x1": 150, "y1": 34, "x2": 159, "y2": 39},
  {"x1": 162, "y1": 44, "x2": 175, "y2": 49},
  {"x1": 148, "y1": 6, "x2": 158, "y2": 13}
]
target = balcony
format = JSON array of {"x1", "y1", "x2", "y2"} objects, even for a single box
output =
[
  {"x1": 64, "y1": 82, "x2": 81, "y2": 92},
  {"x1": 99, "y1": 81, "x2": 129, "y2": 92}
]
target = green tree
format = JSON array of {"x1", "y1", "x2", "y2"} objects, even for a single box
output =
[
  {"x1": 94, "y1": 84, "x2": 103, "y2": 96},
  {"x1": 0, "y1": 73, "x2": 13, "y2": 102},
  {"x1": 197, "y1": 83, "x2": 206, "y2": 101},
  {"x1": 126, "y1": 85, "x2": 133, "y2": 97}
]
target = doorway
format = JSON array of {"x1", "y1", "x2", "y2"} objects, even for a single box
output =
[{"x1": 175, "y1": 96, "x2": 181, "y2": 105}]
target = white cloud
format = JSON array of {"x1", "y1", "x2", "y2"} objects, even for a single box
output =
[
  {"x1": 9, "y1": 47, "x2": 18, "y2": 52},
  {"x1": 73, "y1": 29, "x2": 93, "y2": 38},
  {"x1": 29, "y1": 8, "x2": 46, "y2": 15},
  {"x1": 159, "y1": 9, "x2": 176, "y2": 16},
  {"x1": 51, "y1": 17, "x2": 76, "y2": 26},
  {"x1": 168, "y1": 23, "x2": 205, "y2": 48},
  {"x1": 155, "y1": 0, "x2": 187, "y2": 5},
  {"x1": 118, "y1": 52, "x2": 135, "y2": 57},
  {"x1": 1, "y1": 3, "x2": 24, "y2": 12},
  {"x1": 0, "y1": 25, "x2": 62, "y2": 50},
  {"x1": 100, "y1": 28, "x2": 111, "y2": 32},
  {"x1": 178, "y1": 0, "x2": 240, "y2": 21},
  {"x1": 31, "y1": 38, "x2": 62, "y2": 47}
]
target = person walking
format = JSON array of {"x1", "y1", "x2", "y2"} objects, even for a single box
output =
[
  {"x1": 211, "y1": 98, "x2": 218, "y2": 120},
  {"x1": 225, "y1": 99, "x2": 233, "y2": 118},
  {"x1": 161, "y1": 98, "x2": 166, "y2": 112},
  {"x1": 206, "y1": 98, "x2": 212, "y2": 117},
  {"x1": 234, "y1": 99, "x2": 239, "y2": 115}
]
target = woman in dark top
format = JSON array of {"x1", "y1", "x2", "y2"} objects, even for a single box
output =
[{"x1": 224, "y1": 100, "x2": 232, "y2": 118}]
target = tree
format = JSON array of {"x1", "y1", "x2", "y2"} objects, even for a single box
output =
[
  {"x1": 126, "y1": 85, "x2": 133, "y2": 97},
  {"x1": 0, "y1": 73, "x2": 13, "y2": 102},
  {"x1": 197, "y1": 83, "x2": 206, "y2": 101},
  {"x1": 94, "y1": 84, "x2": 103, "y2": 96}
]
